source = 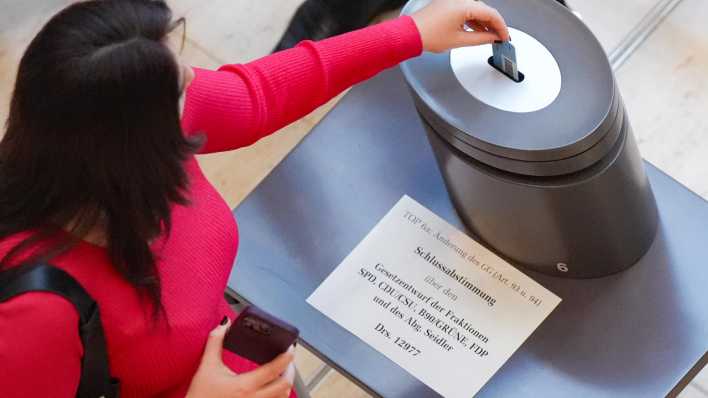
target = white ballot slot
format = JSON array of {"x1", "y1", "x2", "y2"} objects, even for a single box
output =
[{"x1": 308, "y1": 195, "x2": 561, "y2": 398}]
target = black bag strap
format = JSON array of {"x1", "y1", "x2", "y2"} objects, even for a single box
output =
[{"x1": 0, "y1": 263, "x2": 120, "y2": 398}]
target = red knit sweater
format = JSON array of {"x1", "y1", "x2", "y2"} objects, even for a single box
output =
[{"x1": 0, "y1": 16, "x2": 421, "y2": 397}]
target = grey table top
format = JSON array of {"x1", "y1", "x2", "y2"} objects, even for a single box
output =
[{"x1": 227, "y1": 67, "x2": 708, "y2": 397}]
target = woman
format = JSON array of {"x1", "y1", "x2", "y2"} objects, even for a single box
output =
[{"x1": 0, "y1": 0, "x2": 508, "y2": 397}]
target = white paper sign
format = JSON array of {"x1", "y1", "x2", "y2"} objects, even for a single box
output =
[{"x1": 307, "y1": 195, "x2": 561, "y2": 398}]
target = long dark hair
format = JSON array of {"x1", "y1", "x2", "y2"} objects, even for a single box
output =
[{"x1": 0, "y1": 0, "x2": 201, "y2": 316}]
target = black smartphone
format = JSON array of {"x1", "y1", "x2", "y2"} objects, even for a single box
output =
[{"x1": 223, "y1": 305, "x2": 299, "y2": 364}]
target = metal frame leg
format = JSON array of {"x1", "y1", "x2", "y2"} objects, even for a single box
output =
[
  {"x1": 305, "y1": 363, "x2": 334, "y2": 393},
  {"x1": 293, "y1": 367, "x2": 312, "y2": 398},
  {"x1": 292, "y1": 362, "x2": 335, "y2": 397}
]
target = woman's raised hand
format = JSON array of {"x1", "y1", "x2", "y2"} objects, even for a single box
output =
[
  {"x1": 411, "y1": 0, "x2": 510, "y2": 53},
  {"x1": 186, "y1": 319, "x2": 295, "y2": 398}
]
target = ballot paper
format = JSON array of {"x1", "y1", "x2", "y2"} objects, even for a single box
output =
[
  {"x1": 308, "y1": 195, "x2": 561, "y2": 398},
  {"x1": 491, "y1": 40, "x2": 521, "y2": 82}
]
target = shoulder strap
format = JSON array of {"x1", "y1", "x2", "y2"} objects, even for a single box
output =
[{"x1": 0, "y1": 263, "x2": 120, "y2": 398}]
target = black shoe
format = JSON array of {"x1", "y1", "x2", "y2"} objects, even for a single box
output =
[
  {"x1": 273, "y1": 0, "x2": 570, "y2": 53},
  {"x1": 273, "y1": 0, "x2": 407, "y2": 52}
]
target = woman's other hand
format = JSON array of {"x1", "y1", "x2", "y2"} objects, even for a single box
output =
[
  {"x1": 411, "y1": 0, "x2": 510, "y2": 53},
  {"x1": 186, "y1": 318, "x2": 295, "y2": 398}
]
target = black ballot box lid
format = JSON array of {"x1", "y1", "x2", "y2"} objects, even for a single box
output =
[{"x1": 400, "y1": 0, "x2": 619, "y2": 177}]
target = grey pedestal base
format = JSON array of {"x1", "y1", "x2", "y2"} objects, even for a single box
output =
[{"x1": 228, "y1": 68, "x2": 707, "y2": 397}]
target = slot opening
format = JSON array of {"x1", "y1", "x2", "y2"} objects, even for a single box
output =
[{"x1": 487, "y1": 56, "x2": 525, "y2": 83}]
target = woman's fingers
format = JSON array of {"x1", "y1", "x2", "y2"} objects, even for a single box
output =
[
  {"x1": 283, "y1": 360, "x2": 296, "y2": 386},
  {"x1": 456, "y1": 30, "x2": 500, "y2": 47},
  {"x1": 201, "y1": 317, "x2": 231, "y2": 369},
  {"x1": 253, "y1": 377, "x2": 293, "y2": 398},
  {"x1": 238, "y1": 348, "x2": 295, "y2": 390},
  {"x1": 467, "y1": 3, "x2": 510, "y2": 41},
  {"x1": 412, "y1": 0, "x2": 509, "y2": 52}
]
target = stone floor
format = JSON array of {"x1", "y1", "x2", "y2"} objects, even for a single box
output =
[{"x1": 0, "y1": 0, "x2": 706, "y2": 396}]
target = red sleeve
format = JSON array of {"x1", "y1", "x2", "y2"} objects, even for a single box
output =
[
  {"x1": 181, "y1": 16, "x2": 422, "y2": 154},
  {"x1": 0, "y1": 293, "x2": 83, "y2": 398}
]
